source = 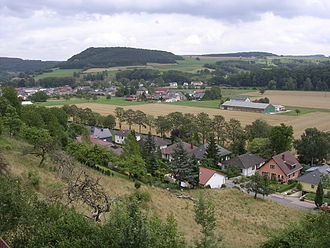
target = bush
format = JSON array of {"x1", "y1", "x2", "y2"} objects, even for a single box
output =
[
  {"x1": 221, "y1": 184, "x2": 226, "y2": 188},
  {"x1": 27, "y1": 170, "x2": 40, "y2": 187},
  {"x1": 134, "y1": 182, "x2": 141, "y2": 189}
]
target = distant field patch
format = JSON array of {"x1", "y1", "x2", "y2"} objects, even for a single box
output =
[
  {"x1": 38, "y1": 96, "x2": 149, "y2": 107},
  {"x1": 35, "y1": 68, "x2": 83, "y2": 80},
  {"x1": 248, "y1": 90, "x2": 330, "y2": 109}
]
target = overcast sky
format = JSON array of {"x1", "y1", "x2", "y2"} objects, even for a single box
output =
[{"x1": 1, "y1": 0, "x2": 330, "y2": 60}]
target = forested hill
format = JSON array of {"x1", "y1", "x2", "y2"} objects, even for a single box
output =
[
  {"x1": 58, "y1": 47, "x2": 183, "y2": 69},
  {"x1": 201, "y1": 52, "x2": 278, "y2": 58},
  {"x1": 0, "y1": 57, "x2": 59, "y2": 72}
]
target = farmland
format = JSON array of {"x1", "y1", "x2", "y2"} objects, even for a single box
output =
[{"x1": 41, "y1": 90, "x2": 330, "y2": 138}]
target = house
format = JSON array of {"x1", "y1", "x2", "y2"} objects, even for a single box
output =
[
  {"x1": 183, "y1": 82, "x2": 189, "y2": 86},
  {"x1": 169, "y1": 82, "x2": 178, "y2": 87},
  {"x1": 136, "y1": 87, "x2": 148, "y2": 96},
  {"x1": 199, "y1": 167, "x2": 226, "y2": 188},
  {"x1": 161, "y1": 142, "x2": 197, "y2": 161},
  {"x1": 154, "y1": 88, "x2": 169, "y2": 94},
  {"x1": 126, "y1": 95, "x2": 137, "y2": 101},
  {"x1": 222, "y1": 153, "x2": 266, "y2": 176},
  {"x1": 87, "y1": 126, "x2": 112, "y2": 142},
  {"x1": 0, "y1": 238, "x2": 10, "y2": 248},
  {"x1": 76, "y1": 135, "x2": 123, "y2": 155},
  {"x1": 191, "y1": 81, "x2": 204, "y2": 87},
  {"x1": 273, "y1": 105, "x2": 286, "y2": 112},
  {"x1": 221, "y1": 101, "x2": 275, "y2": 113},
  {"x1": 192, "y1": 144, "x2": 232, "y2": 161},
  {"x1": 21, "y1": 101, "x2": 33, "y2": 105},
  {"x1": 138, "y1": 135, "x2": 171, "y2": 150},
  {"x1": 229, "y1": 97, "x2": 251, "y2": 102},
  {"x1": 114, "y1": 130, "x2": 142, "y2": 144},
  {"x1": 257, "y1": 151, "x2": 303, "y2": 182},
  {"x1": 296, "y1": 164, "x2": 330, "y2": 194}
]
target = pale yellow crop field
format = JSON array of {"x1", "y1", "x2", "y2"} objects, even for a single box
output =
[{"x1": 248, "y1": 90, "x2": 330, "y2": 109}]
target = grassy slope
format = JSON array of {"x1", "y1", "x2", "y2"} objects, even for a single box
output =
[
  {"x1": 1, "y1": 135, "x2": 305, "y2": 248},
  {"x1": 35, "y1": 68, "x2": 83, "y2": 80}
]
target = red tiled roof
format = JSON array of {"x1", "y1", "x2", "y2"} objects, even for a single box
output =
[
  {"x1": 199, "y1": 167, "x2": 225, "y2": 185},
  {"x1": 0, "y1": 238, "x2": 10, "y2": 248},
  {"x1": 160, "y1": 142, "x2": 197, "y2": 154},
  {"x1": 272, "y1": 151, "x2": 303, "y2": 176}
]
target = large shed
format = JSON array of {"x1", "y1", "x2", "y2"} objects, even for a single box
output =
[{"x1": 220, "y1": 101, "x2": 275, "y2": 113}]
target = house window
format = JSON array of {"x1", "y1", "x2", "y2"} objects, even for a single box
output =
[
  {"x1": 293, "y1": 172, "x2": 295, "y2": 177},
  {"x1": 270, "y1": 165, "x2": 275, "y2": 169},
  {"x1": 311, "y1": 185, "x2": 315, "y2": 189}
]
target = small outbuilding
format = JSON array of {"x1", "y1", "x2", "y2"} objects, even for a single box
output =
[{"x1": 199, "y1": 167, "x2": 226, "y2": 188}]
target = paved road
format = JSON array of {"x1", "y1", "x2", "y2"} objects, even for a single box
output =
[{"x1": 225, "y1": 179, "x2": 317, "y2": 213}]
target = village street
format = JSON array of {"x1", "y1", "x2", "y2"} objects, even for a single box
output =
[{"x1": 225, "y1": 179, "x2": 317, "y2": 213}]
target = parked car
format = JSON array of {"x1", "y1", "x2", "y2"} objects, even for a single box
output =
[{"x1": 320, "y1": 205, "x2": 330, "y2": 213}]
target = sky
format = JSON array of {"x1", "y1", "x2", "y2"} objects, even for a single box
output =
[{"x1": 1, "y1": 0, "x2": 330, "y2": 60}]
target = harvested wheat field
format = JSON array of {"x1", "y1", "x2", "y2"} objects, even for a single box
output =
[
  {"x1": 74, "y1": 103, "x2": 330, "y2": 137},
  {"x1": 248, "y1": 90, "x2": 330, "y2": 109}
]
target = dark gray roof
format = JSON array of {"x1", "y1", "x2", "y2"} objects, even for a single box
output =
[
  {"x1": 87, "y1": 126, "x2": 112, "y2": 139},
  {"x1": 306, "y1": 164, "x2": 330, "y2": 174},
  {"x1": 222, "y1": 153, "x2": 266, "y2": 169},
  {"x1": 296, "y1": 170, "x2": 322, "y2": 185},
  {"x1": 221, "y1": 101, "x2": 274, "y2": 110},
  {"x1": 139, "y1": 135, "x2": 171, "y2": 147},
  {"x1": 192, "y1": 144, "x2": 232, "y2": 159}
]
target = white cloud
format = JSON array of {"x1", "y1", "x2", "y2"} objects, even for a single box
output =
[{"x1": 0, "y1": 1, "x2": 330, "y2": 60}]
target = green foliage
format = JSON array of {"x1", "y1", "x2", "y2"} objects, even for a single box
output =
[
  {"x1": 30, "y1": 91, "x2": 48, "y2": 102},
  {"x1": 246, "y1": 119, "x2": 271, "y2": 140},
  {"x1": 204, "y1": 134, "x2": 219, "y2": 168},
  {"x1": 294, "y1": 128, "x2": 330, "y2": 165},
  {"x1": 59, "y1": 47, "x2": 183, "y2": 69},
  {"x1": 38, "y1": 76, "x2": 76, "y2": 87},
  {"x1": 202, "y1": 86, "x2": 222, "y2": 100},
  {"x1": 27, "y1": 170, "x2": 40, "y2": 187},
  {"x1": 0, "y1": 57, "x2": 57, "y2": 72},
  {"x1": 141, "y1": 132, "x2": 159, "y2": 175},
  {"x1": 261, "y1": 213, "x2": 330, "y2": 248},
  {"x1": 315, "y1": 182, "x2": 324, "y2": 208},
  {"x1": 226, "y1": 164, "x2": 241, "y2": 178},
  {"x1": 247, "y1": 138, "x2": 273, "y2": 159},
  {"x1": 243, "y1": 174, "x2": 273, "y2": 199},
  {"x1": 226, "y1": 119, "x2": 247, "y2": 155},
  {"x1": 194, "y1": 195, "x2": 220, "y2": 248},
  {"x1": 2, "y1": 86, "x2": 21, "y2": 111},
  {"x1": 269, "y1": 123, "x2": 293, "y2": 154}
]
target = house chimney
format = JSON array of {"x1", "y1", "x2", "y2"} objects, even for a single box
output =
[
  {"x1": 282, "y1": 154, "x2": 285, "y2": 161},
  {"x1": 191, "y1": 143, "x2": 193, "y2": 149}
]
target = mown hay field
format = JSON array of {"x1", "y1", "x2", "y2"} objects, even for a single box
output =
[
  {"x1": 248, "y1": 90, "x2": 330, "y2": 109},
  {"x1": 2, "y1": 136, "x2": 304, "y2": 248},
  {"x1": 74, "y1": 103, "x2": 330, "y2": 138}
]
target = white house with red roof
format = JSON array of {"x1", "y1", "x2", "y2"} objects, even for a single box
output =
[{"x1": 199, "y1": 167, "x2": 226, "y2": 188}]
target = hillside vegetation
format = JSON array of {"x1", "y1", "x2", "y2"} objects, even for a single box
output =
[
  {"x1": 0, "y1": 57, "x2": 59, "y2": 72},
  {"x1": 201, "y1": 52, "x2": 278, "y2": 58},
  {"x1": 0, "y1": 135, "x2": 305, "y2": 248},
  {"x1": 58, "y1": 47, "x2": 183, "y2": 69}
]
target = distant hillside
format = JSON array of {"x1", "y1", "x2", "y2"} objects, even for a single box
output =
[
  {"x1": 0, "y1": 57, "x2": 59, "y2": 72},
  {"x1": 59, "y1": 47, "x2": 183, "y2": 69},
  {"x1": 201, "y1": 52, "x2": 278, "y2": 58}
]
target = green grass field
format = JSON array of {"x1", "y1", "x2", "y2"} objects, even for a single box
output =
[
  {"x1": 35, "y1": 68, "x2": 83, "y2": 80},
  {"x1": 38, "y1": 96, "x2": 149, "y2": 107},
  {"x1": 279, "y1": 106, "x2": 330, "y2": 116}
]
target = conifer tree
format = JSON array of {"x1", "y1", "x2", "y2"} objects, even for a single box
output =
[
  {"x1": 170, "y1": 143, "x2": 193, "y2": 186},
  {"x1": 204, "y1": 135, "x2": 219, "y2": 168},
  {"x1": 315, "y1": 182, "x2": 324, "y2": 208},
  {"x1": 188, "y1": 154, "x2": 200, "y2": 188},
  {"x1": 142, "y1": 132, "x2": 159, "y2": 175}
]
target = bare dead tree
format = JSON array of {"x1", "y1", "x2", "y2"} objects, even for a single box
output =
[
  {"x1": 50, "y1": 150, "x2": 76, "y2": 181},
  {"x1": 67, "y1": 171, "x2": 114, "y2": 222}
]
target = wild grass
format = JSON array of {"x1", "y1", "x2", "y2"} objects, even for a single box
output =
[{"x1": 1, "y1": 135, "x2": 305, "y2": 248}]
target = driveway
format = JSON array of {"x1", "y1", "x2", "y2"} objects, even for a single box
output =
[{"x1": 225, "y1": 179, "x2": 317, "y2": 213}]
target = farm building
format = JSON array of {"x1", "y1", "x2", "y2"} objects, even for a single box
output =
[
  {"x1": 220, "y1": 101, "x2": 275, "y2": 113},
  {"x1": 229, "y1": 97, "x2": 251, "y2": 102}
]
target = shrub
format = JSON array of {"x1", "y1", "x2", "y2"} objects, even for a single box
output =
[
  {"x1": 221, "y1": 184, "x2": 226, "y2": 188},
  {"x1": 134, "y1": 182, "x2": 141, "y2": 189},
  {"x1": 27, "y1": 170, "x2": 40, "y2": 187}
]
